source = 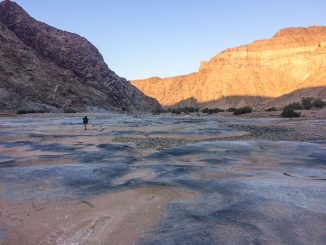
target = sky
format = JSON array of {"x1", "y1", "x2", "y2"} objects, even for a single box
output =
[{"x1": 14, "y1": 0, "x2": 326, "y2": 80}]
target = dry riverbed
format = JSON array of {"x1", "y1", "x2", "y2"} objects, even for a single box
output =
[{"x1": 0, "y1": 113, "x2": 325, "y2": 244}]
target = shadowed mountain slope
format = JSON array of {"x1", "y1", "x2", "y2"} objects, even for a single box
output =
[{"x1": 0, "y1": 0, "x2": 159, "y2": 112}]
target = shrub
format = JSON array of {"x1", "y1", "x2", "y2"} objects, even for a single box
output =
[
  {"x1": 281, "y1": 108, "x2": 301, "y2": 118},
  {"x1": 211, "y1": 108, "x2": 225, "y2": 113},
  {"x1": 64, "y1": 108, "x2": 77, "y2": 113},
  {"x1": 202, "y1": 108, "x2": 209, "y2": 113},
  {"x1": 266, "y1": 107, "x2": 277, "y2": 112},
  {"x1": 202, "y1": 108, "x2": 225, "y2": 114},
  {"x1": 302, "y1": 97, "x2": 314, "y2": 110},
  {"x1": 181, "y1": 107, "x2": 199, "y2": 113},
  {"x1": 227, "y1": 107, "x2": 236, "y2": 112},
  {"x1": 16, "y1": 110, "x2": 28, "y2": 115},
  {"x1": 16, "y1": 109, "x2": 45, "y2": 115},
  {"x1": 233, "y1": 106, "x2": 253, "y2": 115},
  {"x1": 153, "y1": 107, "x2": 199, "y2": 115},
  {"x1": 312, "y1": 98, "x2": 325, "y2": 109},
  {"x1": 283, "y1": 103, "x2": 303, "y2": 111},
  {"x1": 171, "y1": 108, "x2": 182, "y2": 114}
]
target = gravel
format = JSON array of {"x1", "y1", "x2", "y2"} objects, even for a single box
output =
[{"x1": 114, "y1": 121, "x2": 326, "y2": 150}]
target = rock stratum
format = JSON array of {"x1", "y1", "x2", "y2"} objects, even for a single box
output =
[
  {"x1": 0, "y1": 0, "x2": 159, "y2": 112},
  {"x1": 132, "y1": 26, "x2": 326, "y2": 109}
]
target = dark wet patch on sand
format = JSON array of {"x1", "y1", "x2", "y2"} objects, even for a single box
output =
[{"x1": 194, "y1": 171, "x2": 254, "y2": 179}]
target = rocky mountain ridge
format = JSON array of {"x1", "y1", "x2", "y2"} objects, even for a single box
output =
[
  {"x1": 132, "y1": 26, "x2": 326, "y2": 109},
  {"x1": 0, "y1": 0, "x2": 159, "y2": 112}
]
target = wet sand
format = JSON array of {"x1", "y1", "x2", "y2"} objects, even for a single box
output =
[{"x1": 0, "y1": 113, "x2": 325, "y2": 244}]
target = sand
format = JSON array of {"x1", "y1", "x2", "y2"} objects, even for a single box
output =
[
  {"x1": 0, "y1": 113, "x2": 325, "y2": 244},
  {"x1": 0, "y1": 187, "x2": 195, "y2": 245}
]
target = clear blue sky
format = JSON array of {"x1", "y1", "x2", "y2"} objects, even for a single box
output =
[{"x1": 14, "y1": 0, "x2": 326, "y2": 80}]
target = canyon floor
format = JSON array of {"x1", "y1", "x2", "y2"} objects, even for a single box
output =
[{"x1": 0, "y1": 113, "x2": 325, "y2": 245}]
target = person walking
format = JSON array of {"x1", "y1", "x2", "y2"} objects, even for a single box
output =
[{"x1": 83, "y1": 116, "x2": 88, "y2": 130}]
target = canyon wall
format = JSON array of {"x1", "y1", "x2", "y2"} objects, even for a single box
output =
[
  {"x1": 132, "y1": 26, "x2": 326, "y2": 109},
  {"x1": 0, "y1": 0, "x2": 159, "y2": 112}
]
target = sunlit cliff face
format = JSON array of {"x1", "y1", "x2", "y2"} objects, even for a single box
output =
[{"x1": 132, "y1": 26, "x2": 326, "y2": 108}]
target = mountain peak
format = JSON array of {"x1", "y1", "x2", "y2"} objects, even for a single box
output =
[
  {"x1": 273, "y1": 25, "x2": 326, "y2": 38},
  {"x1": 0, "y1": 0, "x2": 159, "y2": 112},
  {"x1": 0, "y1": 0, "x2": 22, "y2": 10},
  {"x1": 0, "y1": 0, "x2": 30, "y2": 24}
]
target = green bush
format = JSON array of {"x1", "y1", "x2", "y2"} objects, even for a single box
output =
[
  {"x1": 281, "y1": 108, "x2": 301, "y2": 118},
  {"x1": 312, "y1": 98, "x2": 325, "y2": 109},
  {"x1": 302, "y1": 97, "x2": 314, "y2": 110},
  {"x1": 16, "y1": 110, "x2": 28, "y2": 115},
  {"x1": 212, "y1": 108, "x2": 225, "y2": 113},
  {"x1": 284, "y1": 98, "x2": 325, "y2": 111},
  {"x1": 64, "y1": 108, "x2": 77, "y2": 113},
  {"x1": 16, "y1": 109, "x2": 45, "y2": 115},
  {"x1": 202, "y1": 108, "x2": 209, "y2": 113},
  {"x1": 202, "y1": 108, "x2": 225, "y2": 114},
  {"x1": 266, "y1": 107, "x2": 277, "y2": 112},
  {"x1": 227, "y1": 107, "x2": 236, "y2": 112},
  {"x1": 180, "y1": 107, "x2": 199, "y2": 113},
  {"x1": 233, "y1": 106, "x2": 253, "y2": 115},
  {"x1": 283, "y1": 103, "x2": 303, "y2": 111},
  {"x1": 184, "y1": 107, "x2": 199, "y2": 113},
  {"x1": 153, "y1": 107, "x2": 199, "y2": 115},
  {"x1": 171, "y1": 108, "x2": 182, "y2": 114}
]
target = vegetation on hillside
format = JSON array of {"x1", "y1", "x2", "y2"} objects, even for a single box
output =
[
  {"x1": 202, "y1": 108, "x2": 225, "y2": 114},
  {"x1": 312, "y1": 98, "x2": 325, "y2": 108},
  {"x1": 284, "y1": 98, "x2": 325, "y2": 111},
  {"x1": 152, "y1": 107, "x2": 199, "y2": 115},
  {"x1": 283, "y1": 102, "x2": 304, "y2": 111},
  {"x1": 233, "y1": 106, "x2": 253, "y2": 115},
  {"x1": 281, "y1": 97, "x2": 325, "y2": 118},
  {"x1": 226, "y1": 107, "x2": 236, "y2": 112},
  {"x1": 302, "y1": 97, "x2": 314, "y2": 110},
  {"x1": 281, "y1": 108, "x2": 301, "y2": 118},
  {"x1": 151, "y1": 97, "x2": 325, "y2": 117}
]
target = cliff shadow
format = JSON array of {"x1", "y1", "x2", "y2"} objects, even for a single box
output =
[
  {"x1": 166, "y1": 86, "x2": 326, "y2": 110},
  {"x1": 166, "y1": 96, "x2": 271, "y2": 109}
]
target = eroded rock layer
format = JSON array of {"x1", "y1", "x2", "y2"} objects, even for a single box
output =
[{"x1": 132, "y1": 26, "x2": 326, "y2": 108}]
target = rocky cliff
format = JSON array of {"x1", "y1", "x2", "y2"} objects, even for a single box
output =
[
  {"x1": 132, "y1": 26, "x2": 326, "y2": 109},
  {"x1": 0, "y1": 0, "x2": 159, "y2": 112}
]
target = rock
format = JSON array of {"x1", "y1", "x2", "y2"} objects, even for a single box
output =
[
  {"x1": 257, "y1": 70, "x2": 326, "y2": 109},
  {"x1": 0, "y1": 0, "x2": 160, "y2": 112},
  {"x1": 132, "y1": 26, "x2": 326, "y2": 109}
]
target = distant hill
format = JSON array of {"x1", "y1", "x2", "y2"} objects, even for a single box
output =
[
  {"x1": 257, "y1": 69, "x2": 326, "y2": 110},
  {"x1": 0, "y1": 0, "x2": 159, "y2": 112},
  {"x1": 132, "y1": 26, "x2": 326, "y2": 109}
]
